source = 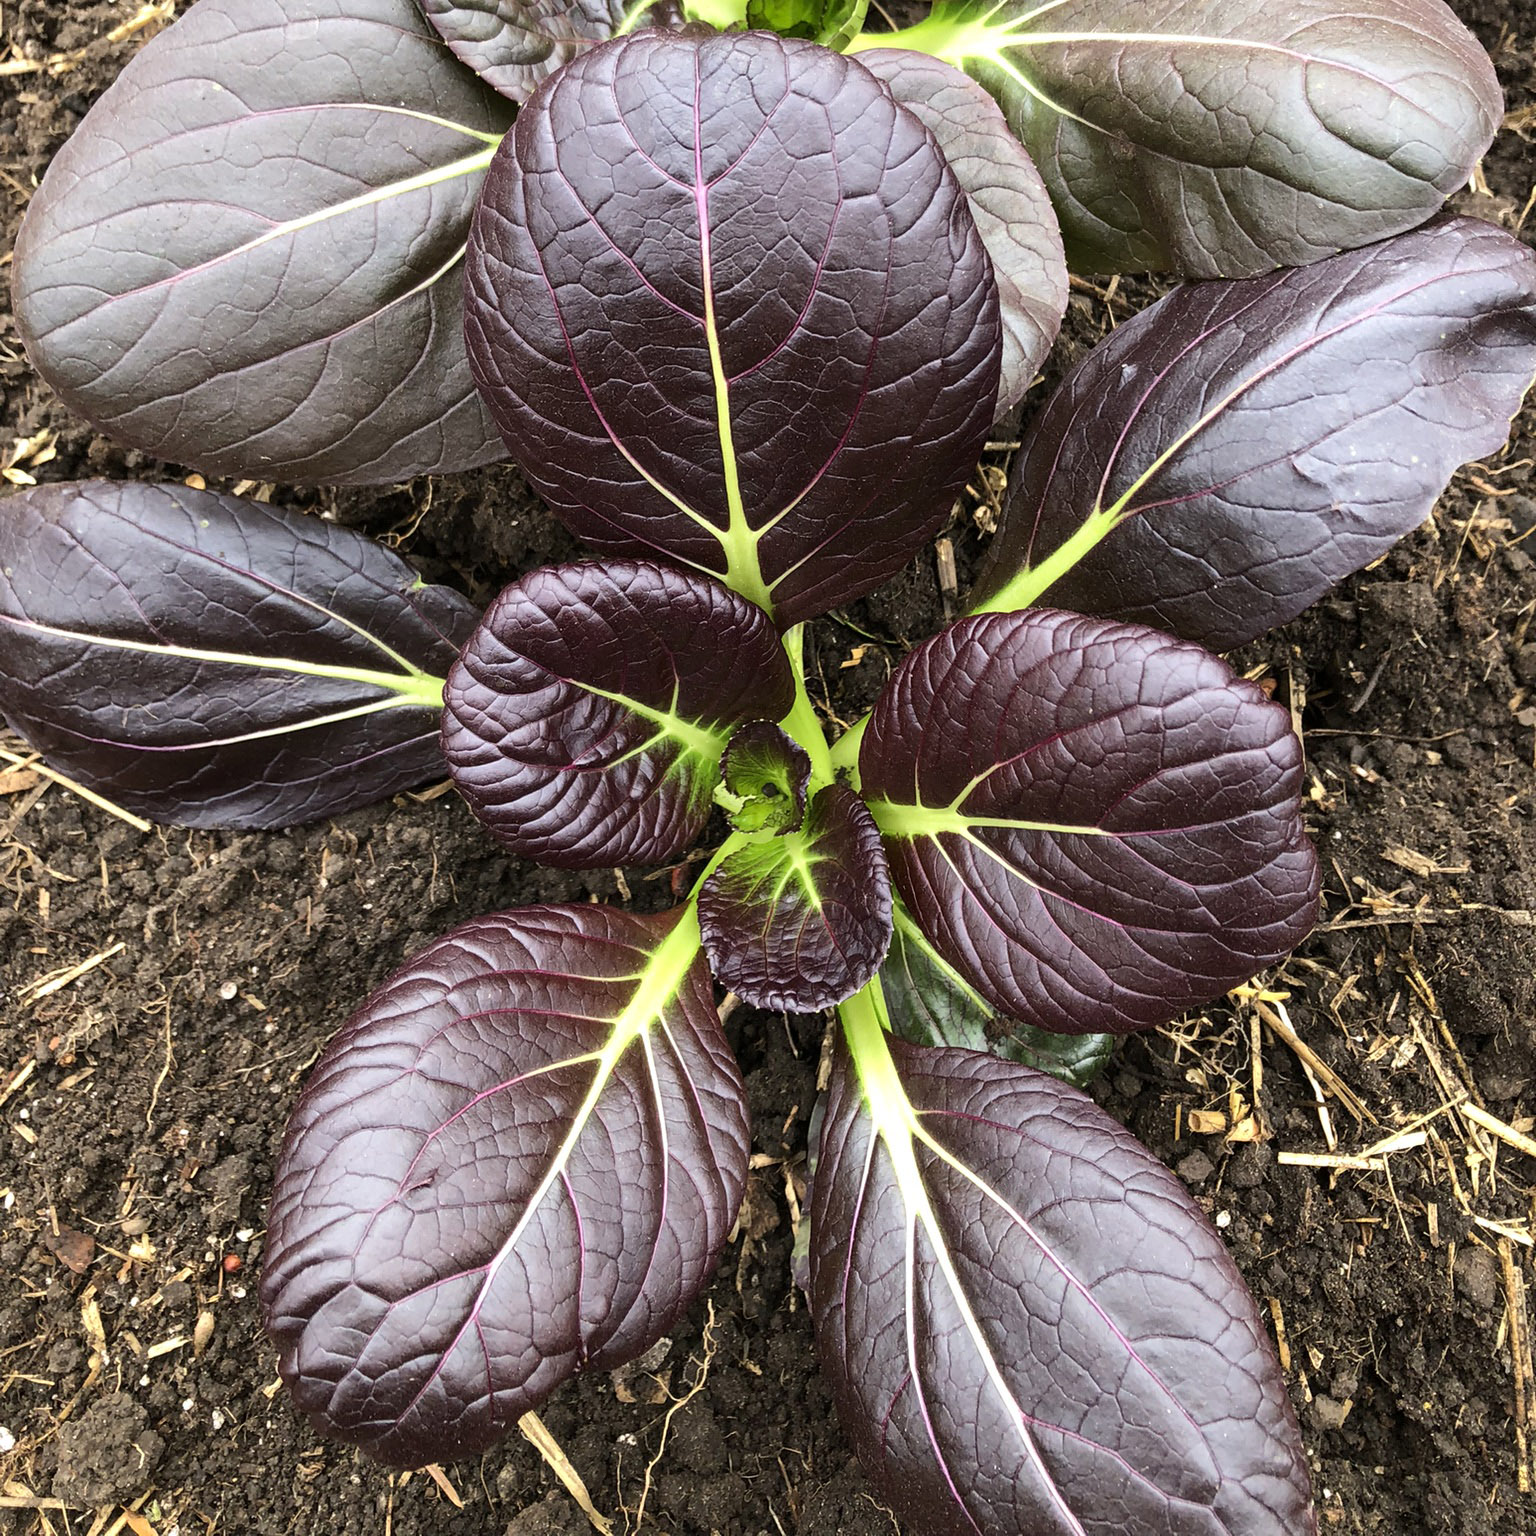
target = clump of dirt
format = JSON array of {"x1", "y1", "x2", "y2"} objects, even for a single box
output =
[{"x1": 1, "y1": 3, "x2": 1534, "y2": 1535}]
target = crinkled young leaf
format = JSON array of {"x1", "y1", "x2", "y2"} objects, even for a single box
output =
[
  {"x1": 0, "y1": 482, "x2": 476, "y2": 829},
  {"x1": 881, "y1": 902, "x2": 1113, "y2": 1087},
  {"x1": 971, "y1": 219, "x2": 1536, "y2": 650},
  {"x1": 261, "y1": 904, "x2": 748, "y2": 1468},
  {"x1": 746, "y1": 0, "x2": 866, "y2": 49},
  {"x1": 857, "y1": 49, "x2": 1066, "y2": 416},
  {"x1": 699, "y1": 786, "x2": 892, "y2": 1012},
  {"x1": 418, "y1": 0, "x2": 624, "y2": 102},
  {"x1": 443, "y1": 561, "x2": 793, "y2": 868},
  {"x1": 11, "y1": 0, "x2": 512, "y2": 484},
  {"x1": 809, "y1": 1023, "x2": 1315, "y2": 1536},
  {"x1": 465, "y1": 29, "x2": 1001, "y2": 627},
  {"x1": 867, "y1": 0, "x2": 1501, "y2": 276},
  {"x1": 720, "y1": 721, "x2": 811, "y2": 836},
  {"x1": 860, "y1": 610, "x2": 1319, "y2": 1035}
]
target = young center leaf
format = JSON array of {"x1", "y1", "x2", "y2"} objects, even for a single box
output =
[
  {"x1": 442, "y1": 560, "x2": 794, "y2": 868},
  {"x1": 11, "y1": 0, "x2": 513, "y2": 484},
  {"x1": 809, "y1": 1007, "x2": 1315, "y2": 1536},
  {"x1": 0, "y1": 482, "x2": 477, "y2": 829},
  {"x1": 881, "y1": 901, "x2": 1113, "y2": 1088},
  {"x1": 862, "y1": 0, "x2": 1502, "y2": 276},
  {"x1": 719, "y1": 721, "x2": 811, "y2": 836},
  {"x1": 699, "y1": 784, "x2": 893, "y2": 1012},
  {"x1": 418, "y1": 0, "x2": 625, "y2": 101},
  {"x1": 465, "y1": 29, "x2": 1001, "y2": 627},
  {"x1": 859, "y1": 610, "x2": 1319, "y2": 1035},
  {"x1": 261, "y1": 904, "x2": 749, "y2": 1468},
  {"x1": 970, "y1": 219, "x2": 1536, "y2": 650},
  {"x1": 856, "y1": 49, "x2": 1067, "y2": 417},
  {"x1": 745, "y1": 0, "x2": 867, "y2": 50}
]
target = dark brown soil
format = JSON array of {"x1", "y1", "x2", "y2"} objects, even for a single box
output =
[{"x1": 2, "y1": 3, "x2": 1534, "y2": 1534}]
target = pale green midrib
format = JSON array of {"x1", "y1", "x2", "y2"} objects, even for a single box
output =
[
  {"x1": 868, "y1": 799, "x2": 1110, "y2": 840},
  {"x1": 191, "y1": 145, "x2": 497, "y2": 272},
  {"x1": 472, "y1": 906, "x2": 706, "y2": 1301},
  {"x1": 117, "y1": 696, "x2": 430, "y2": 752},
  {"x1": 969, "y1": 507, "x2": 1119, "y2": 616},
  {"x1": 695, "y1": 170, "x2": 771, "y2": 614},
  {"x1": 827, "y1": 712, "x2": 867, "y2": 779},
  {"x1": 838, "y1": 979, "x2": 1081, "y2": 1528},
  {"x1": 972, "y1": 286, "x2": 1370, "y2": 615},
  {"x1": 5, "y1": 615, "x2": 444, "y2": 709},
  {"x1": 334, "y1": 105, "x2": 504, "y2": 145},
  {"x1": 573, "y1": 675, "x2": 722, "y2": 762},
  {"x1": 779, "y1": 626, "x2": 835, "y2": 788}
]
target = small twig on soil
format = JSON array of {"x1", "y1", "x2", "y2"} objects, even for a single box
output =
[
  {"x1": 519, "y1": 1411, "x2": 613, "y2": 1535},
  {"x1": 18, "y1": 941, "x2": 124, "y2": 1008},
  {"x1": 1499, "y1": 1238, "x2": 1531, "y2": 1493},
  {"x1": 1464, "y1": 1104, "x2": 1536, "y2": 1164},
  {"x1": 1249, "y1": 996, "x2": 1372, "y2": 1125},
  {"x1": 0, "y1": 744, "x2": 152, "y2": 832}
]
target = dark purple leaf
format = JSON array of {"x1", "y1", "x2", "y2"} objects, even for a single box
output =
[
  {"x1": 719, "y1": 721, "x2": 811, "y2": 836},
  {"x1": 417, "y1": 0, "x2": 624, "y2": 101},
  {"x1": 11, "y1": 0, "x2": 513, "y2": 484},
  {"x1": 971, "y1": 219, "x2": 1536, "y2": 650},
  {"x1": 857, "y1": 49, "x2": 1066, "y2": 416},
  {"x1": 699, "y1": 785, "x2": 892, "y2": 1012},
  {"x1": 261, "y1": 903, "x2": 748, "y2": 1468},
  {"x1": 859, "y1": 610, "x2": 1319, "y2": 1035},
  {"x1": 881, "y1": 902, "x2": 1113, "y2": 1087},
  {"x1": 442, "y1": 560, "x2": 793, "y2": 869},
  {"x1": 0, "y1": 481, "x2": 476, "y2": 829},
  {"x1": 809, "y1": 1027, "x2": 1315, "y2": 1536},
  {"x1": 912, "y1": 0, "x2": 1502, "y2": 276},
  {"x1": 465, "y1": 29, "x2": 1001, "y2": 627}
]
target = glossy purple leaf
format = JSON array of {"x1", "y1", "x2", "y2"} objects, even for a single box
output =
[
  {"x1": 0, "y1": 481, "x2": 476, "y2": 829},
  {"x1": 720, "y1": 721, "x2": 811, "y2": 836},
  {"x1": 971, "y1": 219, "x2": 1536, "y2": 651},
  {"x1": 261, "y1": 903, "x2": 748, "y2": 1468},
  {"x1": 11, "y1": 0, "x2": 512, "y2": 484},
  {"x1": 857, "y1": 49, "x2": 1067, "y2": 417},
  {"x1": 809, "y1": 1031, "x2": 1315, "y2": 1536},
  {"x1": 418, "y1": 0, "x2": 624, "y2": 101},
  {"x1": 442, "y1": 560, "x2": 793, "y2": 869},
  {"x1": 465, "y1": 29, "x2": 1001, "y2": 627},
  {"x1": 699, "y1": 784, "x2": 892, "y2": 1012},
  {"x1": 859, "y1": 610, "x2": 1319, "y2": 1035},
  {"x1": 919, "y1": 0, "x2": 1502, "y2": 276}
]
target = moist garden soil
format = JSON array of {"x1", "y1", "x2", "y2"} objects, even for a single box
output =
[{"x1": 2, "y1": 1, "x2": 1535, "y2": 1532}]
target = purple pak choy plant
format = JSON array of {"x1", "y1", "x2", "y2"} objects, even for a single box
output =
[{"x1": 4, "y1": 5, "x2": 1536, "y2": 1535}]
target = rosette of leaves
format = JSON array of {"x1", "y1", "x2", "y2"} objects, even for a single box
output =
[
  {"x1": 6, "y1": 19, "x2": 1535, "y2": 1530},
  {"x1": 8, "y1": 0, "x2": 1503, "y2": 482}
]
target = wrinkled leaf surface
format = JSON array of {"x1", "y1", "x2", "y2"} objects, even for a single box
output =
[
  {"x1": 810, "y1": 1032, "x2": 1315, "y2": 1535},
  {"x1": 972, "y1": 219, "x2": 1536, "y2": 650},
  {"x1": 858, "y1": 49, "x2": 1066, "y2": 416},
  {"x1": 0, "y1": 482, "x2": 476, "y2": 828},
  {"x1": 443, "y1": 560, "x2": 793, "y2": 868},
  {"x1": 700, "y1": 785, "x2": 892, "y2": 1011},
  {"x1": 419, "y1": 0, "x2": 624, "y2": 100},
  {"x1": 720, "y1": 721, "x2": 811, "y2": 836},
  {"x1": 860, "y1": 610, "x2": 1319, "y2": 1034},
  {"x1": 12, "y1": 0, "x2": 512, "y2": 484},
  {"x1": 262, "y1": 904, "x2": 748, "y2": 1467},
  {"x1": 902, "y1": 0, "x2": 1501, "y2": 275},
  {"x1": 466, "y1": 29, "x2": 1000, "y2": 626}
]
